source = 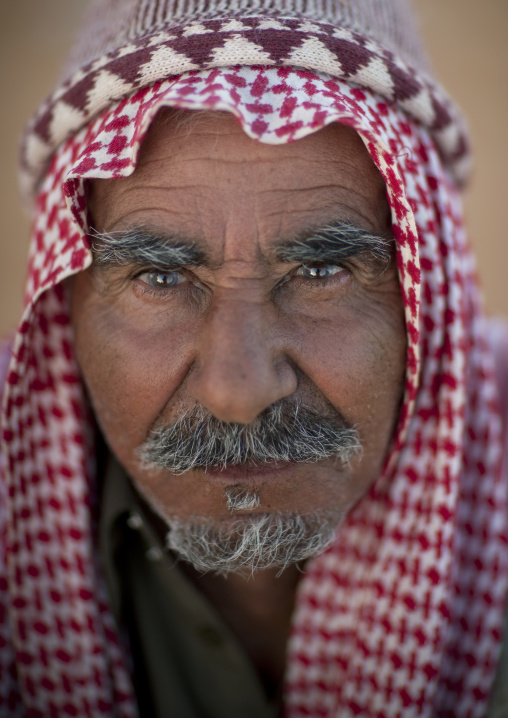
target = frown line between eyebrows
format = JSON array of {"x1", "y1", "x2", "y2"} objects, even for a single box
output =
[{"x1": 89, "y1": 227, "x2": 206, "y2": 271}]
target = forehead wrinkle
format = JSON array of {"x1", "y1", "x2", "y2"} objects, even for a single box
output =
[
  {"x1": 256, "y1": 185, "x2": 356, "y2": 196},
  {"x1": 253, "y1": 183, "x2": 387, "y2": 214},
  {"x1": 138, "y1": 143, "x2": 375, "y2": 180},
  {"x1": 258, "y1": 201, "x2": 389, "y2": 242},
  {"x1": 97, "y1": 198, "x2": 202, "y2": 239},
  {"x1": 103, "y1": 206, "x2": 197, "y2": 224}
]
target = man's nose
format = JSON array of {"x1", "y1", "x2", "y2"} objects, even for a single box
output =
[{"x1": 187, "y1": 295, "x2": 297, "y2": 424}]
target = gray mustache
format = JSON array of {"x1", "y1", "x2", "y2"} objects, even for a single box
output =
[{"x1": 137, "y1": 402, "x2": 361, "y2": 474}]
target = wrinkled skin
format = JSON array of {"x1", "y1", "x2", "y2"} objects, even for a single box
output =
[
  {"x1": 70, "y1": 111, "x2": 406, "y2": 690},
  {"x1": 71, "y1": 111, "x2": 405, "y2": 526}
]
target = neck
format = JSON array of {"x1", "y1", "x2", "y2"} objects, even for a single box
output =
[
  {"x1": 182, "y1": 562, "x2": 303, "y2": 698},
  {"x1": 131, "y1": 483, "x2": 302, "y2": 695}
]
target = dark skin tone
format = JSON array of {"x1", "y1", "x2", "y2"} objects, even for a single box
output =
[{"x1": 70, "y1": 111, "x2": 406, "y2": 696}]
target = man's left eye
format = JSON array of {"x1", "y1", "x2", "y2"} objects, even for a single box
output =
[
  {"x1": 295, "y1": 264, "x2": 345, "y2": 279},
  {"x1": 137, "y1": 270, "x2": 187, "y2": 288}
]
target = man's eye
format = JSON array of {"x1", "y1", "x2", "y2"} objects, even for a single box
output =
[
  {"x1": 137, "y1": 270, "x2": 187, "y2": 288},
  {"x1": 295, "y1": 264, "x2": 346, "y2": 279}
]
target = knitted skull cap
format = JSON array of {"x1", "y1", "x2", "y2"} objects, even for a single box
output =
[
  {"x1": 19, "y1": 0, "x2": 471, "y2": 201},
  {"x1": 64, "y1": 0, "x2": 431, "y2": 78}
]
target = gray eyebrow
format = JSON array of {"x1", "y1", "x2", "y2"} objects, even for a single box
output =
[
  {"x1": 275, "y1": 221, "x2": 393, "y2": 268},
  {"x1": 89, "y1": 221, "x2": 393, "y2": 273},
  {"x1": 89, "y1": 228, "x2": 206, "y2": 270}
]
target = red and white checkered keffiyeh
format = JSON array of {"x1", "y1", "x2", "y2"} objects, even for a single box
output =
[{"x1": 1, "y1": 66, "x2": 507, "y2": 717}]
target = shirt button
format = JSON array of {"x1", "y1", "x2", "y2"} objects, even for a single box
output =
[
  {"x1": 127, "y1": 512, "x2": 143, "y2": 529},
  {"x1": 198, "y1": 625, "x2": 224, "y2": 647},
  {"x1": 146, "y1": 546, "x2": 163, "y2": 562}
]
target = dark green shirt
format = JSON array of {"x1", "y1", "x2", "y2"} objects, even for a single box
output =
[{"x1": 99, "y1": 458, "x2": 281, "y2": 718}]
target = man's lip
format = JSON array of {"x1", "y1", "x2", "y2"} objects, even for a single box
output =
[{"x1": 201, "y1": 460, "x2": 294, "y2": 483}]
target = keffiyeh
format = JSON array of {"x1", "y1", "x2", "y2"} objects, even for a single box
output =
[{"x1": 1, "y1": 59, "x2": 507, "y2": 718}]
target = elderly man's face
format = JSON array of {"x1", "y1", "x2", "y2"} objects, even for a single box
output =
[{"x1": 71, "y1": 111, "x2": 406, "y2": 571}]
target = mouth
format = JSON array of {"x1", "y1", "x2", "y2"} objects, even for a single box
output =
[{"x1": 201, "y1": 460, "x2": 295, "y2": 484}]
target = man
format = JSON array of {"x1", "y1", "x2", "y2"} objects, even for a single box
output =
[{"x1": 1, "y1": 0, "x2": 507, "y2": 716}]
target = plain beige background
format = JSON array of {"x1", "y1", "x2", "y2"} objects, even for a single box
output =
[{"x1": 0, "y1": 0, "x2": 507, "y2": 337}]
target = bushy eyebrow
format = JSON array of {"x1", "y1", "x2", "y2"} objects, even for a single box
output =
[
  {"x1": 89, "y1": 221, "x2": 393, "y2": 272},
  {"x1": 275, "y1": 221, "x2": 393, "y2": 268},
  {"x1": 89, "y1": 228, "x2": 206, "y2": 270}
]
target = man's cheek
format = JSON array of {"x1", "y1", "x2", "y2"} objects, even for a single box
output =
[
  {"x1": 293, "y1": 319, "x2": 388, "y2": 400},
  {"x1": 73, "y1": 306, "x2": 185, "y2": 450},
  {"x1": 295, "y1": 315, "x2": 404, "y2": 444}
]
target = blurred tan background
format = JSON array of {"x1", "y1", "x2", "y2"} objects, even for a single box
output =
[{"x1": 1, "y1": 0, "x2": 507, "y2": 337}]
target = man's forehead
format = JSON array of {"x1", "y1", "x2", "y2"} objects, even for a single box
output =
[
  {"x1": 143, "y1": 109, "x2": 381, "y2": 181},
  {"x1": 87, "y1": 108, "x2": 391, "y2": 243}
]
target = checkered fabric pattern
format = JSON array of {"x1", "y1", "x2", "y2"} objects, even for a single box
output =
[
  {"x1": 19, "y1": 14, "x2": 470, "y2": 205},
  {"x1": 1, "y1": 65, "x2": 507, "y2": 716}
]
